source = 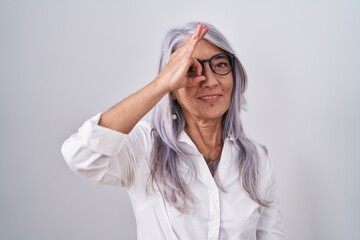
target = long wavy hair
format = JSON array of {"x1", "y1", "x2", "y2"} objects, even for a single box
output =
[{"x1": 149, "y1": 22, "x2": 270, "y2": 212}]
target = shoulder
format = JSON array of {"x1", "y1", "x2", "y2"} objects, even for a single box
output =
[
  {"x1": 252, "y1": 141, "x2": 280, "y2": 200},
  {"x1": 253, "y1": 141, "x2": 273, "y2": 182},
  {"x1": 134, "y1": 120, "x2": 152, "y2": 134},
  {"x1": 250, "y1": 141, "x2": 270, "y2": 170}
]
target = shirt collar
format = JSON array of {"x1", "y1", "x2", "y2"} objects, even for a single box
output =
[
  {"x1": 178, "y1": 130, "x2": 192, "y2": 144},
  {"x1": 178, "y1": 130, "x2": 198, "y2": 151},
  {"x1": 178, "y1": 130, "x2": 238, "y2": 149}
]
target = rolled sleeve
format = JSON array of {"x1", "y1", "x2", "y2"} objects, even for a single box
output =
[
  {"x1": 61, "y1": 113, "x2": 151, "y2": 187},
  {"x1": 78, "y1": 113, "x2": 127, "y2": 156}
]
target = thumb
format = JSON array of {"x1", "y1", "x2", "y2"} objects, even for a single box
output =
[{"x1": 186, "y1": 75, "x2": 206, "y2": 87}]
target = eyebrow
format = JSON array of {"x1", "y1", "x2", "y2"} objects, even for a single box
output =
[{"x1": 196, "y1": 52, "x2": 225, "y2": 61}]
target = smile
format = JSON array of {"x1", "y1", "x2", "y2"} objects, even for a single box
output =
[{"x1": 198, "y1": 94, "x2": 222, "y2": 103}]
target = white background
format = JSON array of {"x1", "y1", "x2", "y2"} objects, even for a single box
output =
[{"x1": 1, "y1": 0, "x2": 359, "y2": 239}]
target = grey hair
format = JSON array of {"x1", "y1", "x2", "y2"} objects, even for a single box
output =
[{"x1": 149, "y1": 22, "x2": 271, "y2": 212}]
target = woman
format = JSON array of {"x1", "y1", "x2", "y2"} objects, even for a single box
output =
[{"x1": 62, "y1": 22, "x2": 286, "y2": 239}]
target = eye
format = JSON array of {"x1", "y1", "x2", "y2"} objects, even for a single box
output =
[
  {"x1": 215, "y1": 62, "x2": 228, "y2": 68},
  {"x1": 187, "y1": 66, "x2": 196, "y2": 75},
  {"x1": 212, "y1": 59, "x2": 229, "y2": 70}
]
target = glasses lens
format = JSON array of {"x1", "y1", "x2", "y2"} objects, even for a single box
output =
[{"x1": 211, "y1": 53, "x2": 232, "y2": 75}]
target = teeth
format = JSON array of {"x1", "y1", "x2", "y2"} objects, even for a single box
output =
[{"x1": 200, "y1": 95, "x2": 218, "y2": 99}]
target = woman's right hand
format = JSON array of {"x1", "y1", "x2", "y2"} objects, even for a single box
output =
[
  {"x1": 156, "y1": 23, "x2": 209, "y2": 93},
  {"x1": 98, "y1": 23, "x2": 208, "y2": 134}
]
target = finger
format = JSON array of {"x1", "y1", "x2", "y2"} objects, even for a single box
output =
[
  {"x1": 193, "y1": 75, "x2": 206, "y2": 83},
  {"x1": 185, "y1": 23, "x2": 205, "y2": 53},
  {"x1": 193, "y1": 59, "x2": 203, "y2": 76},
  {"x1": 186, "y1": 75, "x2": 206, "y2": 87},
  {"x1": 192, "y1": 24, "x2": 208, "y2": 44},
  {"x1": 199, "y1": 25, "x2": 208, "y2": 39},
  {"x1": 186, "y1": 58, "x2": 202, "y2": 77},
  {"x1": 191, "y1": 23, "x2": 203, "y2": 42},
  {"x1": 180, "y1": 23, "x2": 208, "y2": 56}
]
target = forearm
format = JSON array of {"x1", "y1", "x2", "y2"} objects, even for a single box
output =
[
  {"x1": 99, "y1": 78, "x2": 168, "y2": 134},
  {"x1": 99, "y1": 24, "x2": 208, "y2": 134}
]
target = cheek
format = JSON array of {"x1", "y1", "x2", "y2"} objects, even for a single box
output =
[
  {"x1": 224, "y1": 76, "x2": 234, "y2": 96},
  {"x1": 228, "y1": 82, "x2": 234, "y2": 94},
  {"x1": 175, "y1": 88, "x2": 197, "y2": 104},
  {"x1": 223, "y1": 78, "x2": 234, "y2": 108}
]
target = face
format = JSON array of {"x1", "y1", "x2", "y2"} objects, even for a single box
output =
[{"x1": 173, "y1": 40, "x2": 234, "y2": 122}]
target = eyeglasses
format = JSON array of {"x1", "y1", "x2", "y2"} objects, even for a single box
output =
[{"x1": 188, "y1": 52, "x2": 235, "y2": 76}]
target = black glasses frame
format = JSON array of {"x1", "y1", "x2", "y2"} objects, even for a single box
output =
[{"x1": 197, "y1": 52, "x2": 235, "y2": 76}]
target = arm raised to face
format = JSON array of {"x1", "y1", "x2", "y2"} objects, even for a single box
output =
[{"x1": 99, "y1": 23, "x2": 208, "y2": 134}]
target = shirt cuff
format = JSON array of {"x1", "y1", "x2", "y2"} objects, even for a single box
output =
[{"x1": 78, "y1": 112, "x2": 127, "y2": 156}]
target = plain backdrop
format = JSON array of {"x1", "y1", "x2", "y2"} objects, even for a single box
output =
[{"x1": 1, "y1": 0, "x2": 359, "y2": 239}]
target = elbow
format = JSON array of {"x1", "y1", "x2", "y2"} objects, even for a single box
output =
[
  {"x1": 61, "y1": 137, "x2": 81, "y2": 173},
  {"x1": 61, "y1": 137, "x2": 108, "y2": 184}
]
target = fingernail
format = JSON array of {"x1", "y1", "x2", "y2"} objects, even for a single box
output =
[
  {"x1": 197, "y1": 22, "x2": 201, "y2": 28},
  {"x1": 202, "y1": 25, "x2": 208, "y2": 29}
]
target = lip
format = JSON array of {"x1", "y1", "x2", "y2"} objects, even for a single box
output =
[{"x1": 197, "y1": 94, "x2": 223, "y2": 103}]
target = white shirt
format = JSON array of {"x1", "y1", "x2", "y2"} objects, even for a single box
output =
[{"x1": 61, "y1": 113, "x2": 286, "y2": 240}]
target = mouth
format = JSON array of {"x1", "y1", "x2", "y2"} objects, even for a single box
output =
[{"x1": 198, "y1": 94, "x2": 223, "y2": 103}]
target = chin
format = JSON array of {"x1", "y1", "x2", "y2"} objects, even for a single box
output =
[{"x1": 201, "y1": 110, "x2": 226, "y2": 120}]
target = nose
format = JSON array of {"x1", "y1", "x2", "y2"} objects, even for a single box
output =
[{"x1": 200, "y1": 62, "x2": 219, "y2": 88}]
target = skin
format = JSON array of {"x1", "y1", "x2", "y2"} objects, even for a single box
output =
[
  {"x1": 99, "y1": 23, "x2": 232, "y2": 161},
  {"x1": 173, "y1": 40, "x2": 233, "y2": 160}
]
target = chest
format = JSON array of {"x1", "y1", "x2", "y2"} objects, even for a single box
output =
[
  {"x1": 163, "y1": 143, "x2": 262, "y2": 239},
  {"x1": 129, "y1": 139, "x2": 263, "y2": 239}
]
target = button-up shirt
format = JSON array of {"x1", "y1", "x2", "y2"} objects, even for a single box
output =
[{"x1": 61, "y1": 113, "x2": 286, "y2": 240}]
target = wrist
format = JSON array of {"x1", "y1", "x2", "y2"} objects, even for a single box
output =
[{"x1": 152, "y1": 76, "x2": 174, "y2": 95}]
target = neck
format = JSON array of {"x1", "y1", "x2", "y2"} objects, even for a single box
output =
[{"x1": 184, "y1": 115, "x2": 223, "y2": 159}]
